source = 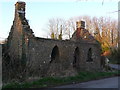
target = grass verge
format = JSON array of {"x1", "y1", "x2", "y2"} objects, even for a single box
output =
[{"x1": 2, "y1": 71, "x2": 119, "y2": 88}]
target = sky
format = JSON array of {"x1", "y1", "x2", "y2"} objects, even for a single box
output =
[{"x1": 0, "y1": 0, "x2": 118, "y2": 40}]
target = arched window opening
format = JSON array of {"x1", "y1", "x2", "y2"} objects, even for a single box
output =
[
  {"x1": 87, "y1": 48, "x2": 93, "y2": 62},
  {"x1": 50, "y1": 46, "x2": 59, "y2": 63},
  {"x1": 73, "y1": 47, "x2": 79, "y2": 68}
]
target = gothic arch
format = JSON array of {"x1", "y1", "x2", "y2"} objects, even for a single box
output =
[
  {"x1": 73, "y1": 47, "x2": 80, "y2": 68},
  {"x1": 87, "y1": 48, "x2": 93, "y2": 62},
  {"x1": 50, "y1": 45, "x2": 59, "y2": 63}
]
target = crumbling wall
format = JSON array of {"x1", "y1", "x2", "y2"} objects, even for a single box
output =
[
  {"x1": 3, "y1": 2, "x2": 34, "y2": 82},
  {"x1": 3, "y1": 1, "x2": 102, "y2": 83},
  {"x1": 25, "y1": 37, "x2": 101, "y2": 79}
]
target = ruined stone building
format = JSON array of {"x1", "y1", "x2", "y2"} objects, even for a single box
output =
[{"x1": 2, "y1": 1, "x2": 102, "y2": 82}]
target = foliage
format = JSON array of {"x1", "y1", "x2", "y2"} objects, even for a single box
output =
[
  {"x1": 51, "y1": 32, "x2": 55, "y2": 39},
  {"x1": 102, "y1": 46, "x2": 110, "y2": 53},
  {"x1": 108, "y1": 48, "x2": 120, "y2": 64},
  {"x1": 3, "y1": 71, "x2": 119, "y2": 88},
  {"x1": 58, "y1": 33, "x2": 62, "y2": 40}
]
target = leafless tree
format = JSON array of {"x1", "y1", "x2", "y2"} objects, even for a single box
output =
[
  {"x1": 47, "y1": 16, "x2": 117, "y2": 51},
  {"x1": 47, "y1": 18, "x2": 66, "y2": 39}
]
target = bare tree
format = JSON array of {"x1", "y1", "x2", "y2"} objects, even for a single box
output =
[
  {"x1": 47, "y1": 18, "x2": 66, "y2": 39},
  {"x1": 63, "y1": 18, "x2": 76, "y2": 39},
  {"x1": 47, "y1": 16, "x2": 117, "y2": 51}
]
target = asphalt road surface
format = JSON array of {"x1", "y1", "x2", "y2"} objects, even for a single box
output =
[{"x1": 55, "y1": 77, "x2": 119, "y2": 88}]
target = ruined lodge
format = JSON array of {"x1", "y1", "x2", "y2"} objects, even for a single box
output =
[{"x1": 2, "y1": 2, "x2": 102, "y2": 83}]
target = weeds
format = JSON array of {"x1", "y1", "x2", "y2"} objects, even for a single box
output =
[{"x1": 2, "y1": 71, "x2": 119, "y2": 88}]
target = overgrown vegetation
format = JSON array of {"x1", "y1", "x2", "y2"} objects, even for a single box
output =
[
  {"x1": 2, "y1": 71, "x2": 119, "y2": 88},
  {"x1": 108, "y1": 48, "x2": 120, "y2": 64}
]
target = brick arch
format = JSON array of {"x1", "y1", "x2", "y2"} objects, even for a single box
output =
[
  {"x1": 50, "y1": 45, "x2": 59, "y2": 63},
  {"x1": 73, "y1": 47, "x2": 80, "y2": 68},
  {"x1": 87, "y1": 48, "x2": 93, "y2": 62}
]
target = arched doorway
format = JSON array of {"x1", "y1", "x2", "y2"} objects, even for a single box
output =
[
  {"x1": 48, "y1": 45, "x2": 60, "y2": 76},
  {"x1": 50, "y1": 45, "x2": 59, "y2": 63},
  {"x1": 73, "y1": 47, "x2": 80, "y2": 68}
]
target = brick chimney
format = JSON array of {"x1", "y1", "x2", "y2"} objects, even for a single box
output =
[
  {"x1": 15, "y1": 1, "x2": 26, "y2": 17},
  {"x1": 76, "y1": 21, "x2": 85, "y2": 38},
  {"x1": 76, "y1": 21, "x2": 85, "y2": 29}
]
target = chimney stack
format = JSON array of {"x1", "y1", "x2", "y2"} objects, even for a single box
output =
[
  {"x1": 15, "y1": 1, "x2": 26, "y2": 17},
  {"x1": 76, "y1": 21, "x2": 85, "y2": 29}
]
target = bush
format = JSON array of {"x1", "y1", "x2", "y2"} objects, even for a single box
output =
[{"x1": 108, "y1": 48, "x2": 120, "y2": 64}]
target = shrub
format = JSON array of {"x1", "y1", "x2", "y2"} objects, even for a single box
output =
[{"x1": 108, "y1": 48, "x2": 120, "y2": 64}]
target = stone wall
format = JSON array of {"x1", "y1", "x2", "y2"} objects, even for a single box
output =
[
  {"x1": 2, "y1": 1, "x2": 102, "y2": 83},
  {"x1": 25, "y1": 37, "x2": 101, "y2": 78}
]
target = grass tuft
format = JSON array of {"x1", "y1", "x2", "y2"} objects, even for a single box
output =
[{"x1": 2, "y1": 71, "x2": 119, "y2": 88}]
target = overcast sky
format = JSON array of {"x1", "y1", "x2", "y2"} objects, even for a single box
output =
[{"x1": 0, "y1": 0, "x2": 118, "y2": 40}]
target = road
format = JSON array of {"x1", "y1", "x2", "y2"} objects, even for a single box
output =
[{"x1": 55, "y1": 77, "x2": 119, "y2": 88}]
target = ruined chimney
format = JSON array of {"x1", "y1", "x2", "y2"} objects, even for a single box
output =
[
  {"x1": 76, "y1": 21, "x2": 85, "y2": 39},
  {"x1": 15, "y1": 1, "x2": 26, "y2": 17},
  {"x1": 76, "y1": 21, "x2": 85, "y2": 29}
]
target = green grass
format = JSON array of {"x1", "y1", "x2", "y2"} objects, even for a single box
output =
[{"x1": 2, "y1": 71, "x2": 119, "y2": 88}]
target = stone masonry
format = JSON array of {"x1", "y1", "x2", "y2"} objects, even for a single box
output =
[{"x1": 2, "y1": 1, "x2": 102, "y2": 83}]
